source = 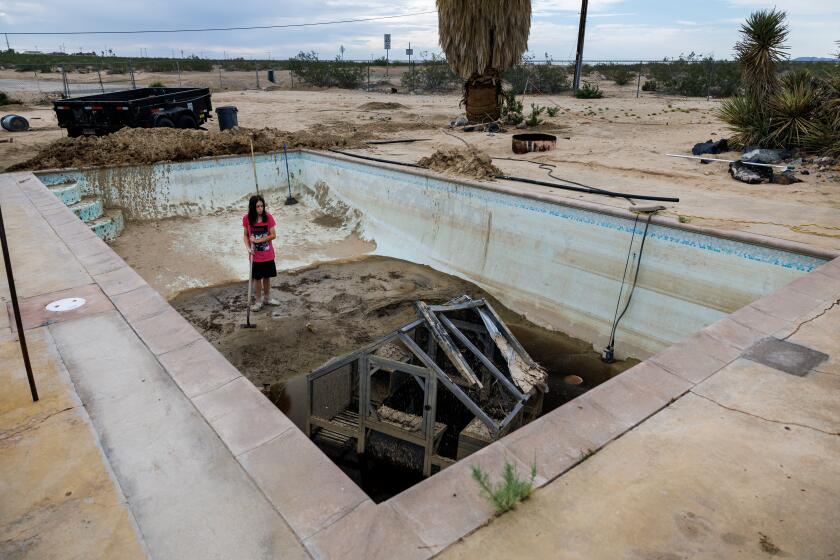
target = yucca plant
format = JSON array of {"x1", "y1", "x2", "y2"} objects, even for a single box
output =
[
  {"x1": 734, "y1": 9, "x2": 789, "y2": 103},
  {"x1": 766, "y1": 80, "x2": 821, "y2": 148},
  {"x1": 437, "y1": 0, "x2": 531, "y2": 122},
  {"x1": 719, "y1": 95, "x2": 770, "y2": 146}
]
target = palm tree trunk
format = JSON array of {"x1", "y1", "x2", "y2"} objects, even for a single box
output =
[{"x1": 464, "y1": 69, "x2": 501, "y2": 123}]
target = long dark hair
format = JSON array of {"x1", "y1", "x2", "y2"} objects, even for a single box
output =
[{"x1": 247, "y1": 194, "x2": 266, "y2": 226}]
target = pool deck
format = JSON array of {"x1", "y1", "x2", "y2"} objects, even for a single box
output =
[{"x1": 2, "y1": 170, "x2": 840, "y2": 559}]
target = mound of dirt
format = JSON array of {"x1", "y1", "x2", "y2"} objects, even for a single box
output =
[
  {"x1": 8, "y1": 119, "x2": 438, "y2": 171},
  {"x1": 358, "y1": 101, "x2": 407, "y2": 110},
  {"x1": 417, "y1": 146, "x2": 501, "y2": 180}
]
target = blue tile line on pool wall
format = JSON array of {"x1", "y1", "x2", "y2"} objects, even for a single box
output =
[{"x1": 301, "y1": 151, "x2": 825, "y2": 273}]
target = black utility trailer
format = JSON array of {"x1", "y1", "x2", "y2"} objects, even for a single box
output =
[{"x1": 53, "y1": 87, "x2": 212, "y2": 137}]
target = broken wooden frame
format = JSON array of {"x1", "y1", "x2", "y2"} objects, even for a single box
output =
[{"x1": 305, "y1": 296, "x2": 547, "y2": 476}]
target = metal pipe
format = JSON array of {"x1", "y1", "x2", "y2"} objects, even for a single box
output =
[
  {"x1": 0, "y1": 203, "x2": 38, "y2": 402},
  {"x1": 665, "y1": 153, "x2": 790, "y2": 169}
]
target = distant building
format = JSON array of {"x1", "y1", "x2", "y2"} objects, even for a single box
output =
[
  {"x1": 23, "y1": 50, "x2": 44, "y2": 55},
  {"x1": 72, "y1": 52, "x2": 98, "y2": 56}
]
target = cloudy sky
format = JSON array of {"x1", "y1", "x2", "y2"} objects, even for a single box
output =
[{"x1": 2, "y1": 0, "x2": 838, "y2": 60}]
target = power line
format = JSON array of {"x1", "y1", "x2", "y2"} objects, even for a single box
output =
[{"x1": 3, "y1": 10, "x2": 437, "y2": 36}]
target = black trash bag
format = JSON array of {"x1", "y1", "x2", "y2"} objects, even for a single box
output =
[{"x1": 692, "y1": 138, "x2": 729, "y2": 156}]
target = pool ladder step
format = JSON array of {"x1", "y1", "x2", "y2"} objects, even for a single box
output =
[{"x1": 46, "y1": 181, "x2": 125, "y2": 242}]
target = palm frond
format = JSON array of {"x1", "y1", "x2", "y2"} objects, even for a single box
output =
[{"x1": 436, "y1": 0, "x2": 531, "y2": 79}]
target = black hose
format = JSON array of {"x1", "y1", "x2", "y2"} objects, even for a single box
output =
[
  {"x1": 329, "y1": 148, "x2": 680, "y2": 203},
  {"x1": 495, "y1": 174, "x2": 680, "y2": 203},
  {"x1": 604, "y1": 213, "x2": 653, "y2": 361}
]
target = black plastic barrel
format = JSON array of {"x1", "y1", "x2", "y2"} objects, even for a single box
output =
[
  {"x1": 215, "y1": 106, "x2": 238, "y2": 131},
  {"x1": 1, "y1": 114, "x2": 29, "y2": 132}
]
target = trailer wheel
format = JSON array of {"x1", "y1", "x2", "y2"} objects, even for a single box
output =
[
  {"x1": 177, "y1": 115, "x2": 198, "y2": 129},
  {"x1": 155, "y1": 117, "x2": 174, "y2": 128}
]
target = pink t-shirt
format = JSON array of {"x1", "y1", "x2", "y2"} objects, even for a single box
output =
[{"x1": 243, "y1": 212, "x2": 276, "y2": 263}]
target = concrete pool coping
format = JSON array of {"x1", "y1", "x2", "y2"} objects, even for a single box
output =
[{"x1": 5, "y1": 162, "x2": 840, "y2": 559}]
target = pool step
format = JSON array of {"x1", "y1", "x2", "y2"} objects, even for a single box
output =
[
  {"x1": 48, "y1": 181, "x2": 81, "y2": 206},
  {"x1": 46, "y1": 180, "x2": 125, "y2": 242},
  {"x1": 87, "y1": 209, "x2": 125, "y2": 242},
  {"x1": 68, "y1": 196, "x2": 104, "y2": 222}
]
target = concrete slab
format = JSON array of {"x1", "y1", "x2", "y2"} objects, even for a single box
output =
[
  {"x1": 693, "y1": 358, "x2": 840, "y2": 435},
  {"x1": 750, "y1": 287, "x2": 824, "y2": 322},
  {"x1": 94, "y1": 265, "x2": 147, "y2": 297},
  {"x1": 239, "y1": 427, "x2": 370, "y2": 540},
  {"x1": 304, "y1": 500, "x2": 429, "y2": 560},
  {"x1": 14, "y1": 282, "x2": 113, "y2": 330},
  {"x1": 785, "y1": 270, "x2": 840, "y2": 302},
  {"x1": 388, "y1": 443, "x2": 535, "y2": 556},
  {"x1": 0, "y1": 327, "x2": 147, "y2": 560},
  {"x1": 131, "y1": 307, "x2": 203, "y2": 356},
  {"x1": 111, "y1": 284, "x2": 170, "y2": 323},
  {"x1": 440, "y1": 394, "x2": 840, "y2": 560},
  {"x1": 784, "y1": 302, "x2": 840, "y2": 375},
  {"x1": 649, "y1": 331, "x2": 735, "y2": 384},
  {"x1": 157, "y1": 337, "x2": 241, "y2": 398},
  {"x1": 728, "y1": 304, "x2": 792, "y2": 335},
  {"x1": 48, "y1": 311, "x2": 308, "y2": 560},
  {"x1": 700, "y1": 316, "x2": 767, "y2": 351},
  {"x1": 192, "y1": 376, "x2": 296, "y2": 457},
  {"x1": 742, "y1": 337, "x2": 829, "y2": 376}
]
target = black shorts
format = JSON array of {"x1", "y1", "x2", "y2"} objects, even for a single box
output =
[{"x1": 251, "y1": 260, "x2": 277, "y2": 279}]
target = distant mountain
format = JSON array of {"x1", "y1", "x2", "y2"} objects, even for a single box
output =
[{"x1": 792, "y1": 57, "x2": 837, "y2": 62}]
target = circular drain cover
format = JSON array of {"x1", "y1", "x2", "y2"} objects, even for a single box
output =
[{"x1": 45, "y1": 297, "x2": 86, "y2": 312}]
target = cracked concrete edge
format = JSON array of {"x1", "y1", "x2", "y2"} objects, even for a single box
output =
[
  {"x1": 40, "y1": 325, "x2": 153, "y2": 559},
  {"x1": 689, "y1": 390, "x2": 840, "y2": 437}
]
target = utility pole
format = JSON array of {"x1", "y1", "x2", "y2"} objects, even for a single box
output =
[
  {"x1": 572, "y1": 0, "x2": 589, "y2": 95},
  {"x1": 4, "y1": 34, "x2": 10, "y2": 52}
]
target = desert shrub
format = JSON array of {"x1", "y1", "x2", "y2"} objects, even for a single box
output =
[
  {"x1": 289, "y1": 51, "x2": 364, "y2": 89},
  {"x1": 410, "y1": 54, "x2": 459, "y2": 91},
  {"x1": 576, "y1": 81, "x2": 603, "y2": 99},
  {"x1": 546, "y1": 106, "x2": 559, "y2": 117},
  {"x1": 526, "y1": 103, "x2": 545, "y2": 127},
  {"x1": 471, "y1": 461, "x2": 537, "y2": 514},
  {"x1": 720, "y1": 9, "x2": 840, "y2": 155},
  {"x1": 649, "y1": 54, "x2": 740, "y2": 97},
  {"x1": 642, "y1": 79, "x2": 657, "y2": 91},
  {"x1": 597, "y1": 63, "x2": 633, "y2": 85},
  {"x1": 501, "y1": 89, "x2": 524, "y2": 124},
  {"x1": 149, "y1": 81, "x2": 165, "y2": 88},
  {"x1": 503, "y1": 57, "x2": 570, "y2": 94},
  {"x1": 0, "y1": 91, "x2": 20, "y2": 105}
]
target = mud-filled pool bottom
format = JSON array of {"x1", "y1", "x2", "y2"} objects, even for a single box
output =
[{"x1": 172, "y1": 256, "x2": 638, "y2": 502}]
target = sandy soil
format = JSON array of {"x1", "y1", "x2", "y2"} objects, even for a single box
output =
[
  {"x1": 1, "y1": 81, "x2": 838, "y2": 250},
  {"x1": 170, "y1": 256, "x2": 634, "y2": 413},
  {"x1": 112, "y1": 189, "x2": 373, "y2": 299}
]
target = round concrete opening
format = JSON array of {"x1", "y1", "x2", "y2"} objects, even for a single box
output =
[{"x1": 45, "y1": 297, "x2": 87, "y2": 312}]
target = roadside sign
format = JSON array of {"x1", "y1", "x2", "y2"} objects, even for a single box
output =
[
  {"x1": 384, "y1": 34, "x2": 391, "y2": 50},
  {"x1": 405, "y1": 48, "x2": 413, "y2": 56}
]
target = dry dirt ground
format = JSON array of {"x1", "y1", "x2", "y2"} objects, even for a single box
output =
[{"x1": 2, "y1": 80, "x2": 838, "y2": 251}]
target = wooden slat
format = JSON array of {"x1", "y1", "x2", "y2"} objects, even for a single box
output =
[{"x1": 415, "y1": 301, "x2": 482, "y2": 387}]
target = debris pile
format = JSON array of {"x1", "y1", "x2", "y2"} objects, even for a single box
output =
[
  {"x1": 9, "y1": 120, "x2": 437, "y2": 171},
  {"x1": 692, "y1": 138, "x2": 728, "y2": 156},
  {"x1": 358, "y1": 101, "x2": 407, "y2": 110},
  {"x1": 417, "y1": 146, "x2": 501, "y2": 180}
]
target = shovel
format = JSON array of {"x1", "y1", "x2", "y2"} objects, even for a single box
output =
[{"x1": 241, "y1": 245, "x2": 256, "y2": 329}]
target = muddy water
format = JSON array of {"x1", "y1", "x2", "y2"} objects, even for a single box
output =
[{"x1": 172, "y1": 256, "x2": 637, "y2": 501}]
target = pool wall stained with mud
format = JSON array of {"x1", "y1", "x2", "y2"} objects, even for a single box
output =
[{"x1": 36, "y1": 150, "x2": 832, "y2": 358}]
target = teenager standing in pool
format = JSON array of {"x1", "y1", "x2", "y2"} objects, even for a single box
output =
[{"x1": 243, "y1": 194, "x2": 280, "y2": 311}]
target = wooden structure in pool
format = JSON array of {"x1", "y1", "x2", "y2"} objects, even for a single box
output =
[{"x1": 305, "y1": 296, "x2": 548, "y2": 476}]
